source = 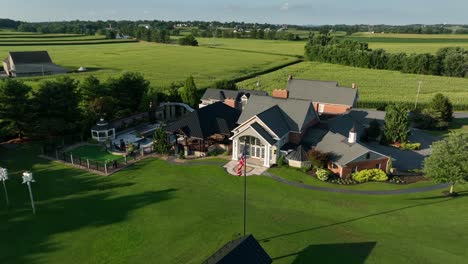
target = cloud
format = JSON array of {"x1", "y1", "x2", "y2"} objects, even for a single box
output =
[{"x1": 280, "y1": 2, "x2": 289, "y2": 11}]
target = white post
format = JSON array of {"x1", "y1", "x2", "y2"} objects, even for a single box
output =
[
  {"x1": 0, "y1": 168, "x2": 9, "y2": 207},
  {"x1": 3, "y1": 181, "x2": 9, "y2": 206},
  {"x1": 22, "y1": 171, "x2": 36, "y2": 214},
  {"x1": 70, "y1": 153, "x2": 74, "y2": 165},
  {"x1": 415, "y1": 81, "x2": 422, "y2": 109},
  {"x1": 124, "y1": 155, "x2": 127, "y2": 164},
  {"x1": 27, "y1": 182, "x2": 36, "y2": 214},
  {"x1": 104, "y1": 162, "x2": 108, "y2": 175},
  {"x1": 264, "y1": 145, "x2": 271, "y2": 167},
  {"x1": 87, "y1": 159, "x2": 90, "y2": 169}
]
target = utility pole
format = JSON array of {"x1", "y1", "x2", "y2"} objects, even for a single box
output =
[{"x1": 415, "y1": 81, "x2": 422, "y2": 109}]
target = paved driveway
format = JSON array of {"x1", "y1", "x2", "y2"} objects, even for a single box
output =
[{"x1": 365, "y1": 129, "x2": 441, "y2": 171}]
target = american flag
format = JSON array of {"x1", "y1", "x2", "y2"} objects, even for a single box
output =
[{"x1": 237, "y1": 149, "x2": 246, "y2": 176}]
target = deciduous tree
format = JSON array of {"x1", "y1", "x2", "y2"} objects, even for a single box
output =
[{"x1": 423, "y1": 133, "x2": 468, "y2": 194}]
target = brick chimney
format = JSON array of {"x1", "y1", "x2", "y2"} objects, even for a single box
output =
[
  {"x1": 224, "y1": 98, "x2": 236, "y2": 108},
  {"x1": 352, "y1": 83, "x2": 357, "y2": 89},
  {"x1": 272, "y1": 89, "x2": 289, "y2": 99}
]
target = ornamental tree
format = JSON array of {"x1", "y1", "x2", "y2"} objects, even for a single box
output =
[
  {"x1": 423, "y1": 133, "x2": 468, "y2": 194},
  {"x1": 383, "y1": 103, "x2": 410, "y2": 143}
]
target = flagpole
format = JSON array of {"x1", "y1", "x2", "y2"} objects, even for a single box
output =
[{"x1": 243, "y1": 141, "x2": 247, "y2": 237}]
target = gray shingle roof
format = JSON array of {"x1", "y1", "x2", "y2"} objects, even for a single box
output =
[
  {"x1": 203, "y1": 234, "x2": 272, "y2": 264},
  {"x1": 166, "y1": 102, "x2": 240, "y2": 139},
  {"x1": 9, "y1": 51, "x2": 52, "y2": 64},
  {"x1": 314, "y1": 131, "x2": 377, "y2": 166},
  {"x1": 287, "y1": 79, "x2": 358, "y2": 106},
  {"x1": 250, "y1": 122, "x2": 277, "y2": 145},
  {"x1": 237, "y1": 95, "x2": 316, "y2": 134},
  {"x1": 201, "y1": 88, "x2": 268, "y2": 101},
  {"x1": 286, "y1": 145, "x2": 309, "y2": 162},
  {"x1": 256, "y1": 105, "x2": 290, "y2": 137}
]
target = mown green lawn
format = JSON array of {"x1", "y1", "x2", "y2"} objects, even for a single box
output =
[
  {"x1": 238, "y1": 61, "x2": 468, "y2": 109},
  {"x1": 1, "y1": 145, "x2": 467, "y2": 264},
  {"x1": 0, "y1": 42, "x2": 297, "y2": 90},
  {"x1": 70, "y1": 145, "x2": 122, "y2": 162}
]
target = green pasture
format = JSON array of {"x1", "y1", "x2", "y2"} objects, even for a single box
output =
[
  {"x1": 368, "y1": 42, "x2": 468, "y2": 54},
  {"x1": 238, "y1": 62, "x2": 468, "y2": 109},
  {"x1": 0, "y1": 42, "x2": 297, "y2": 90},
  {"x1": 1, "y1": 145, "x2": 467, "y2": 263},
  {"x1": 197, "y1": 37, "x2": 307, "y2": 56}
]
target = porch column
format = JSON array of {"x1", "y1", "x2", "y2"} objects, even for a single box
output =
[
  {"x1": 264, "y1": 145, "x2": 271, "y2": 167},
  {"x1": 232, "y1": 138, "x2": 239, "y2": 161}
]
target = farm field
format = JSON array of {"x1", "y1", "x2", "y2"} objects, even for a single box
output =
[
  {"x1": 1, "y1": 145, "x2": 467, "y2": 264},
  {"x1": 0, "y1": 42, "x2": 298, "y2": 90},
  {"x1": 238, "y1": 62, "x2": 468, "y2": 109},
  {"x1": 367, "y1": 42, "x2": 468, "y2": 54},
  {"x1": 0, "y1": 32, "x2": 136, "y2": 46},
  {"x1": 345, "y1": 32, "x2": 468, "y2": 53},
  {"x1": 197, "y1": 37, "x2": 306, "y2": 56}
]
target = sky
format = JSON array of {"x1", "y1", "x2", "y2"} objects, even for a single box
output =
[{"x1": 0, "y1": 0, "x2": 466, "y2": 25}]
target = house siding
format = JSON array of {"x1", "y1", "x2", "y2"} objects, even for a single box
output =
[
  {"x1": 313, "y1": 102, "x2": 351, "y2": 115},
  {"x1": 331, "y1": 158, "x2": 389, "y2": 178}
]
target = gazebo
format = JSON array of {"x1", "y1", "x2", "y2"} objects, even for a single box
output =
[{"x1": 91, "y1": 118, "x2": 115, "y2": 142}]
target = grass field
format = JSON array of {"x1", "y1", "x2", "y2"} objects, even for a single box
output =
[
  {"x1": 0, "y1": 42, "x2": 297, "y2": 90},
  {"x1": 238, "y1": 62, "x2": 468, "y2": 109},
  {"x1": 197, "y1": 37, "x2": 306, "y2": 57},
  {"x1": 346, "y1": 32, "x2": 468, "y2": 54},
  {"x1": 0, "y1": 32, "x2": 136, "y2": 46},
  {"x1": 70, "y1": 145, "x2": 122, "y2": 162},
  {"x1": 1, "y1": 145, "x2": 467, "y2": 263}
]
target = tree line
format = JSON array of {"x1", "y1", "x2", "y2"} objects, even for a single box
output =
[
  {"x1": 0, "y1": 73, "x2": 206, "y2": 141},
  {"x1": 305, "y1": 33, "x2": 468, "y2": 78}
]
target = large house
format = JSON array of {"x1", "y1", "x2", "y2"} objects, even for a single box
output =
[
  {"x1": 184, "y1": 78, "x2": 386, "y2": 177},
  {"x1": 2, "y1": 51, "x2": 68, "y2": 77}
]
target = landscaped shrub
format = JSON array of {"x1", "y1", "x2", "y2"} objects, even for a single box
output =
[
  {"x1": 400, "y1": 142, "x2": 421, "y2": 150},
  {"x1": 307, "y1": 149, "x2": 330, "y2": 169},
  {"x1": 277, "y1": 155, "x2": 285, "y2": 167},
  {"x1": 299, "y1": 163, "x2": 312, "y2": 173},
  {"x1": 330, "y1": 177, "x2": 358, "y2": 185},
  {"x1": 316, "y1": 169, "x2": 331, "y2": 181},
  {"x1": 178, "y1": 151, "x2": 185, "y2": 159},
  {"x1": 352, "y1": 169, "x2": 388, "y2": 183},
  {"x1": 389, "y1": 176, "x2": 406, "y2": 184}
]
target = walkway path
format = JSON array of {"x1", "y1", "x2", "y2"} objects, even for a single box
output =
[{"x1": 262, "y1": 171, "x2": 450, "y2": 195}]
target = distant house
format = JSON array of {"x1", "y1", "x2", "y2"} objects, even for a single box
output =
[
  {"x1": 285, "y1": 77, "x2": 359, "y2": 115},
  {"x1": 203, "y1": 234, "x2": 272, "y2": 264},
  {"x1": 199, "y1": 88, "x2": 268, "y2": 110},
  {"x1": 2, "y1": 51, "x2": 68, "y2": 77}
]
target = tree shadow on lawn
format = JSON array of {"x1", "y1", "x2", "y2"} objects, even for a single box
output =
[
  {"x1": 273, "y1": 242, "x2": 377, "y2": 264},
  {"x1": 0, "y1": 188, "x2": 177, "y2": 264},
  {"x1": 409, "y1": 190, "x2": 468, "y2": 200},
  {"x1": 259, "y1": 199, "x2": 452, "y2": 243}
]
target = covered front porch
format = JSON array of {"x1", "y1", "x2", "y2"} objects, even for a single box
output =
[{"x1": 231, "y1": 135, "x2": 276, "y2": 168}]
